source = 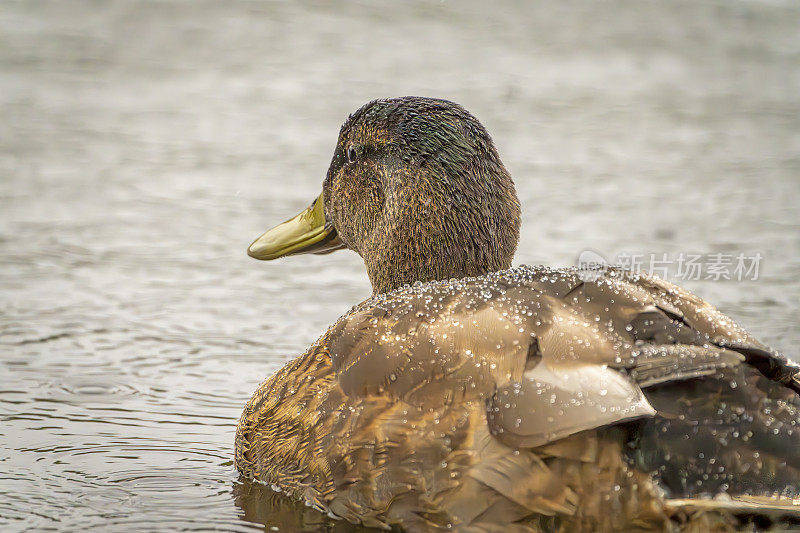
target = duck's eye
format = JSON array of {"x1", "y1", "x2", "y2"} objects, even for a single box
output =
[{"x1": 346, "y1": 146, "x2": 358, "y2": 164}]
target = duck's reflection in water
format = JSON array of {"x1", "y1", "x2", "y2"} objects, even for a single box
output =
[{"x1": 233, "y1": 478, "x2": 380, "y2": 532}]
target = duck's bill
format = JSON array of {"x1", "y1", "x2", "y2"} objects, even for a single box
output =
[{"x1": 247, "y1": 193, "x2": 345, "y2": 260}]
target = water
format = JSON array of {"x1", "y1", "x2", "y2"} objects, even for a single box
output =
[{"x1": 1, "y1": 0, "x2": 798, "y2": 531}]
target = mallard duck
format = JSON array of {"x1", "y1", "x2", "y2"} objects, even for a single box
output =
[{"x1": 235, "y1": 97, "x2": 800, "y2": 531}]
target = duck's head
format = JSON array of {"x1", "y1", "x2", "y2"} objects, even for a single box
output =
[{"x1": 248, "y1": 97, "x2": 521, "y2": 294}]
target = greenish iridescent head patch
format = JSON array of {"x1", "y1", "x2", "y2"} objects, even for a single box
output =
[{"x1": 322, "y1": 97, "x2": 521, "y2": 294}]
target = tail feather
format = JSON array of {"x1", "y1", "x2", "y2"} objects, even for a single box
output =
[{"x1": 633, "y1": 363, "x2": 800, "y2": 498}]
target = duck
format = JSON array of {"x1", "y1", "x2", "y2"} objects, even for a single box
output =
[{"x1": 235, "y1": 96, "x2": 800, "y2": 532}]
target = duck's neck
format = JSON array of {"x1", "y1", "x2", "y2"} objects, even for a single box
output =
[
  {"x1": 364, "y1": 242, "x2": 489, "y2": 295},
  {"x1": 360, "y1": 164, "x2": 521, "y2": 294},
  {"x1": 363, "y1": 215, "x2": 519, "y2": 295}
]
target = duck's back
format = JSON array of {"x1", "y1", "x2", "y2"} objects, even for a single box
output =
[{"x1": 235, "y1": 266, "x2": 800, "y2": 531}]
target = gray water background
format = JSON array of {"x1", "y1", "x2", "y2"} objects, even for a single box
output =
[{"x1": 1, "y1": 0, "x2": 799, "y2": 531}]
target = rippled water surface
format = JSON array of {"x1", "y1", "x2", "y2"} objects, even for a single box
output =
[{"x1": 2, "y1": 0, "x2": 799, "y2": 531}]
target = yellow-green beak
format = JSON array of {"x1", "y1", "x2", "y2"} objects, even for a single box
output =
[{"x1": 247, "y1": 192, "x2": 345, "y2": 260}]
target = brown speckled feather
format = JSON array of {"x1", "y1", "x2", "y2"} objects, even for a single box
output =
[{"x1": 236, "y1": 266, "x2": 800, "y2": 531}]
